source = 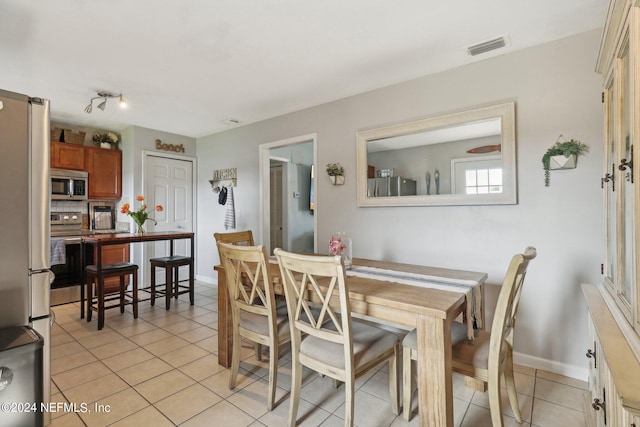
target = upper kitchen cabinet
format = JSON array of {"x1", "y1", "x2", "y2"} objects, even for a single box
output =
[
  {"x1": 84, "y1": 146, "x2": 122, "y2": 200},
  {"x1": 51, "y1": 141, "x2": 85, "y2": 170}
]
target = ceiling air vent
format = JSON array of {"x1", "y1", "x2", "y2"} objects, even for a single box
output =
[
  {"x1": 466, "y1": 36, "x2": 507, "y2": 56},
  {"x1": 221, "y1": 118, "x2": 242, "y2": 126}
]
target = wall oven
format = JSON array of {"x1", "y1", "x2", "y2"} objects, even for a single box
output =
[{"x1": 51, "y1": 168, "x2": 88, "y2": 201}]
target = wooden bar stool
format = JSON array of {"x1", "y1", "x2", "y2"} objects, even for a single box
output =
[
  {"x1": 150, "y1": 255, "x2": 194, "y2": 309},
  {"x1": 86, "y1": 262, "x2": 139, "y2": 330}
]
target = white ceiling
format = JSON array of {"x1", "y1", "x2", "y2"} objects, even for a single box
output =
[{"x1": 1, "y1": 0, "x2": 607, "y2": 138}]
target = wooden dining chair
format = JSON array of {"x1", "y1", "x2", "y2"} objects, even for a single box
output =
[
  {"x1": 216, "y1": 241, "x2": 290, "y2": 410},
  {"x1": 274, "y1": 248, "x2": 401, "y2": 427},
  {"x1": 214, "y1": 230, "x2": 255, "y2": 247},
  {"x1": 402, "y1": 246, "x2": 537, "y2": 425}
]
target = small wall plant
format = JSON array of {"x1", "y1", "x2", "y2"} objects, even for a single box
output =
[
  {"x1": 542, "y1": 137, "x2": 589, "y2": 187},
  {"x1": 326, "y1": 162, "x2": 345, "y2": 176}
]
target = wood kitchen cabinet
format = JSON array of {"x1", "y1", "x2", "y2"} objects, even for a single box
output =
[
  {"x1": 85, "y1": 146, "x2": 122, "y2": 199},
  {"x1": 50, "y1": 141, "x2": 85, "y2": 170}
]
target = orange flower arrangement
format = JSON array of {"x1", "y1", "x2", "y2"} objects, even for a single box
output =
[{"x1": 121, "y1": 195, "x2": 163, "y2": 233}]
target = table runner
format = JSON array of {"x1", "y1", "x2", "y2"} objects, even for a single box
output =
[{"x1": 346, "y1": 265, "x2": 482, "y2": 339}]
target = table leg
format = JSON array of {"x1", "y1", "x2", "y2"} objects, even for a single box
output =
[
  {"x1": 217, "y1": 268, "x2": 232, "y2": 368},
  {"x1": 417, "y1": 315, "x2": 453, "y2": 427}
]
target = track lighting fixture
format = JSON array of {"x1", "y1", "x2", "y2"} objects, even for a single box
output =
[{"x1": 84, "y1": 91, "x2": 126, "y2": 113}]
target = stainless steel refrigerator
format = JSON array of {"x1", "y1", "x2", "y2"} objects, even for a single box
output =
[
  {"x1": 367, "y1": 176, "x2": 417, "y2": 197},
  {"x1": 0, "y1": 89, "x2": 51, "y2": 426}
]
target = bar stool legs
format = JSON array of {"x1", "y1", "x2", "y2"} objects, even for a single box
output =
[
  {"x1": 86, "y1": 262, "x2": 139, "y2": 330},
  {"x1": 149, "y1": 256, "x2": 194, "y2": 310}
]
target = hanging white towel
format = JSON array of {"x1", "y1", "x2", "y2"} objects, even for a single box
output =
[
  {"x1": 50, "y1": 238, "x2": 66, "y2": 266},
  {"x1": 224, "y1": 185, "x2": 236, "y2": 230}
]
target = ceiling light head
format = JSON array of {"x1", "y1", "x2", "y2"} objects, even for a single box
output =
[{"x1": 84, "y1": 90, "x2": 126, "y2": 113}]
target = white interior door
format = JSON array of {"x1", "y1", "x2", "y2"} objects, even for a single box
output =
[{"x1": 144, "y1": 154, "x2": 194, "y2": 284}]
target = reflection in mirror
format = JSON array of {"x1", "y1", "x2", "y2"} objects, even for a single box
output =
[{"x1": 357, "y1": 102, "x2": 516, "y2": 206}]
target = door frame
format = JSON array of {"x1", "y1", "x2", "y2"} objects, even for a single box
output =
[
  {"x1": 259, "y1": 133, "x2": 317, "y2": 253},
  {"x1": 140, "y1": 150, "x2": 197, "y2": 285}
]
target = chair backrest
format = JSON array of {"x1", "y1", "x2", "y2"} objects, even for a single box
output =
[
  {"x1": 274, "y1": 249, "x2": 354, "y2": 371},
  {"x1": 217, "y1": 241, "x2": 278, "y2": 334},
  {"x1": 488, "y1": 246, "x2": 537, "y2": 368},
  {"x1": 214, "y1": 230, "x2": 255, "y2": 246}
]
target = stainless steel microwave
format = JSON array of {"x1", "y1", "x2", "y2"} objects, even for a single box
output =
[{"x1": 51, "y1": 168, "x2": 88, "y2": 200}]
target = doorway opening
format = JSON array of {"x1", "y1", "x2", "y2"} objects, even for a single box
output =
[{"x1": 260, "y1": 134, "x2": 317, "y2": 255}]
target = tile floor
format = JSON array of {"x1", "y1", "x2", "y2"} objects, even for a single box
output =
[{"x1": 48, "y1": 281, "x2": 588, "y2": 426}]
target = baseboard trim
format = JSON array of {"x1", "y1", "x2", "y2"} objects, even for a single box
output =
[
  {"x1": 195, "y1": 274, "x2": 216, "y2": 285},
  {"x1": 514, "y1": 351, "x2": 588, "y2": 382}
]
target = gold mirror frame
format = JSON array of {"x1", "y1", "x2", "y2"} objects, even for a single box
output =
[{"x1": 356, "y1": 101, "x2": 517, "y2": 207}]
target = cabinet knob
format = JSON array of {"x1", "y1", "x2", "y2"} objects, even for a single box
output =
[
  {"x1": 586, "y1": 348, "x2": 596, "y2": 359},
  {"x1": 592, "y1": 398, "x2": 605, "y2": 411}
]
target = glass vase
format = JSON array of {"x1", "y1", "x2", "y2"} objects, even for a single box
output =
[
  {"x1": 331, "y1": 232, "x2": 352, "y2": 269},
  {"x1": 133, "y1": 221, "x2": 144, "y2": 234}
]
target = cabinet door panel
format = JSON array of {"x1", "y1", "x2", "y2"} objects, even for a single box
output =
[
  {"x1": 85, "y1": 147, "x2": 122, "y2": 199},
  {"x1": 51, "y1": 142, "x2": 85, "y2": 170},
  {"x1": 96, "y1": 244, "x2": 130, "y2": 293}
]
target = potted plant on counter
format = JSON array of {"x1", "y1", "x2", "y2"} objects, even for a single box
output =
[
  {"x1": 542, "y1": 136, "x2": 589, "y2": 187},
  {"x1": 326, "y1": 162, "x2": 345, "y2": 185}
]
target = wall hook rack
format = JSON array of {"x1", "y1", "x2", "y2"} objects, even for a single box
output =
[{"x1": 209, "y1": 168, "x2": 237, "y2": 193}]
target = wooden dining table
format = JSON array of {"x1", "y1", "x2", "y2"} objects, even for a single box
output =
[{"x1": 215, "y1": 257, "x2": 487, "y2": 427}]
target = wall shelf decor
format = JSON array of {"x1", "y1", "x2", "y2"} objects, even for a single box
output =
[
  {"x1": 209, "y1": 168, "x2": 237, "y2": 193},
  {"x1": 541, "y1": 135, "x2": 589, "y2": 187}
]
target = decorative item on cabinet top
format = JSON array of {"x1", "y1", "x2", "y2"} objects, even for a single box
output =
[
  {"x1": 209, "y1": 168, "x2": 237, "y2": 193},
  {"x1": 326, "y1": 162, "x2": 345, "y2": 185},
  {"x1": 541, "y1": 135, "x2": 589, "y2": 187},
  {"x1": 50, "y1": 127, "x2": 86, "y2": 145},
  {"x1": 92, "y1": 131, "x2": 120, "y2": 150}
]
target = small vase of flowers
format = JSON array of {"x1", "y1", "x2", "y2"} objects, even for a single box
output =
[
  {"x1": 93, "y1": 132, "x2": 120, "y2": 149},
  {"x1": 329, "y1": 232, "x2": 352, "y2": 269},
  {"x1": 120, "y1": 196, "x2": 163, "y2": 234}
]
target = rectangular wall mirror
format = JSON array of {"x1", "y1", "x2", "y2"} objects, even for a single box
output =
[{"x1": 357, "y1": 101, "x2": 517, "y2": 207}]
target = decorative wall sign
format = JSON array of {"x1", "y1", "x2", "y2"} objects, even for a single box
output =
[{"x1": 156, "y1": 138, "x2": 185, "y2": 153}]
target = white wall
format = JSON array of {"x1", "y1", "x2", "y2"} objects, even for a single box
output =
[{"x1": 196, "y1": 29, "x2": 604, "y2": 378}]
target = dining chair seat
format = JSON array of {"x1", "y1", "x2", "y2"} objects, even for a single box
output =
[
  {"x1": 402, "y1": 321, "x2": 468, "y2": 351},
  {"x1": 239, "y1": 310, "x2": 290, "y2": 339}
]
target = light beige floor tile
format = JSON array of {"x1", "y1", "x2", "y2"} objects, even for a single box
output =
[
  {"x1": 127, "y1": 328, "x2": 173, "y2": 346},
  {"x1": 116, "y1": 357, "x2": 174, "y2": 386},
  {"x1": 179, "y1": 325, "x2": 217, "y2": 343},
  {"x1": 154, "y1": 383, "x2": 222, "y2": 424},
  {"x1": 116, "y1": 320, "x2": 159, "y2": 338},
  {"x1": 260, "y1": 393, "x2": 331, "y2": 427},
  {"x1": 143, "y1": 335, "x2": 190, "y2": 356},
  {"x1": 50, "y1": 331, "x2": 76, "y2": 347},
  {"x1": 51, "y1": 340, "x2": 85, "y2": 360},
  {"x1": 180, "y1": 400, "x2": 256, "y2": 427},
  {"x1": 533, "y1": 378, "x2": 585, "y2": 411},
  {"x1": 536, "y1": 370, "x2": 588, "y2": 391},
  {"x1": 298, "y1": 375, "x2": 350, "y2": 414},
  {"x1": 471, "y1": 390, "x2": 534, "y2": 422},
  {"x1": 78, "y1": 388, "x2": 149, "y2": 426},
  {"x1": 51, "y1": 349, "x2": 98, "y2": 375},
  {"x1": 76, "y1": 330, "x2": 123, "y2": 349},
  {"x1": 460, "y1": 403, "x2": 531, "y2": 427},
  {"x1": 52, "y1": 361, "x2": 112, "y2": 391},
  {"x1": 334, "y1": 388, "x2": 397, "y2": 427},
  {"x1": 50, "y1": 392, "x2": 68, "y2": 420},
  {"x1": 88, "y1": 337, "x2": 138, "y2": 359},
  {"x1": 318, "y1": 414, "x2": 348, "y2": 427},
  {"x1": 200, "y1": 369, "x2": 259, "y2": 399},
  {"x1": 102, "y1": 347, "x2": 155, "y2": 371},
  {"x1": 143, "y1": 312, "x2": 185, "y2": 328},
  {"x1": 109, "y1": 406, "x2": 174, "y2": 427},
  {"x1": 159, "y1": 343, "x2": 209, "y2": 367},
  {"x1": 191, "y1": 312, "x2": 216, "y2": 326},
  {"x1": 179, "y1": 354, "x2": 227, "y2": 381},
  {"x1": 531, "y1": 398, "x2": 585, "y2": 427},
  {"x1": 194, "y1": 335, "x2": 218, "y2": 353},
  {"x1": 134, "y1": 369, "x2": 195, "y2": 403},
  {"x1": 160, "y1": 319, "x2": 201, "y2": 334},
  {"x1": 48, "y1": 412, "x2": 86, "y2": 427},
  {"x1": 63, "y1": 373, "x2": 130, "y2": 406},
  {"x1": 226, "y1": 378, "x2": 287, "y2": 419}
]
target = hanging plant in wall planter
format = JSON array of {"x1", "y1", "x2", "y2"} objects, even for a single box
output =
[
  {"x1": 326, "y1": 162, "x2": 345, "y2": 185},
  {"x1": 542, "y1": 136, "x2": 589, "y2": 187}
]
